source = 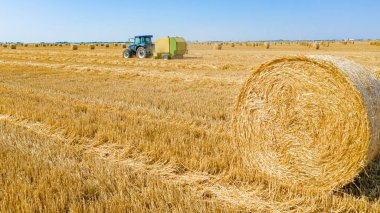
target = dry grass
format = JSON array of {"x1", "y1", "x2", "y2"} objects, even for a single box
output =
[{"x1": 1, "y1": 42, "x2": 380, "y2": 211}]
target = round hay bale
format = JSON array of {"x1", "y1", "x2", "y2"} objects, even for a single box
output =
[
  {"x1": 264, "y1": 42, "x2": 270, "y2": 49},
  {"x1": 230, "y1": 43, "x2": 235, "y2": 48},
  {"x1": 71, "y1": 44, "x2": 78, "y2": 50},
  {"x1": 313, "y1": 42, "x2": 320, "y2": 50},
  {"x1": 2, "y1": 44, "x2": 8, "y2": 48},
  {"x1": 88, "y1": 44, "x2": 95, "y2": 50},
  {"x1": 9, "y1": 44, "x2": 16, "y2": 49},
  {"x1": 213, "y1": 43, "x2": 222, "y2": 50},
  {"x1": 105, "y1": 44, "x2": 109, "y2": 48},
  {"x1": 232, "y1": 55, "x2": 380, "y2": 191}
]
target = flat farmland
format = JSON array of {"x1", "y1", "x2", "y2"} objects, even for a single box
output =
[{"x1": 1, "y1": 42, "x2": 380, "y2": 212}]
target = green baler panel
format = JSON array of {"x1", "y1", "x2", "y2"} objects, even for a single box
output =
[{"x1": 169, "y1": 38, "x2": 177, "y2": 57}]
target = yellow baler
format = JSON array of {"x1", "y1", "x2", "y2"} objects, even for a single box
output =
[{"x1": 154, "y1": 37, "x2": 187, "y2": 59}]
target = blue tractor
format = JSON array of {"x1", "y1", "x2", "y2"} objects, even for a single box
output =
[{"x1": 123, "y1": 35, "x2": 154, "y2": 59}]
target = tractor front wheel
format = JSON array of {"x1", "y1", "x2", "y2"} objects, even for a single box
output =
[
  {"x1": 136, "y1": 47, "x2": 147, "y2": 59},
  {"x1": 123, "y1": 49, "x2": 132, "y2": 58}
]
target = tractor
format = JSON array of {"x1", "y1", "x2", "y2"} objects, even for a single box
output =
[{"x1": 123, "y1": 35, "x2": 154, "y2": 59}]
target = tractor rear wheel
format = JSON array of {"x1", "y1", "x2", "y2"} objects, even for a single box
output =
[
  {"x1": 123, "y1": 49, "x2": 132, "y2": 58},
  {"x1": 137, "y1": 47, "x2": 147, "y2": 59}
]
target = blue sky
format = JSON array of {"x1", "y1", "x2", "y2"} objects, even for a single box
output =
[{"x1": 0, "y1": 0, "x2": 379, "y2": 42}]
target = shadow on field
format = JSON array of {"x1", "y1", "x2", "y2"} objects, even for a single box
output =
[{"x1": 340, "y1": 154, "x2": 380, "y2": 202}]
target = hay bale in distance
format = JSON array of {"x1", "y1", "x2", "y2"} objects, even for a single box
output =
[
  {"x1": 88, "y1": 44, "x2": 95, "y2": 50},
  {"x1": 264, "y1": 42, "x2": 270, "y2": 49},
  {"x1": 232, "y1": 55, "x2": 380, "y2": 191},
  {"x1": 314, "y1": 42, "x2": 320, "y2": 50},
  {"x1": 71, "y1": 44, "x2": 78, "y2": 50},
  {"x1": 10, "y1": 44, "x2": 16, "y2": 49},
  {"x1": 105, "y1": 44, "x2": 109, "y2": 48},
  {"x1": 213, "y1": 43, "x2": 222, "y2": 50}
]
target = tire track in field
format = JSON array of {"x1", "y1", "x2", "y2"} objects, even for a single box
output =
[
  {"x1": 0, "y1": 81, "x2": 229, "y2": 128},
  {"x1": 0, "y1": 113, "x2": 300, "y2": 212},
  {"x1": 0, "y1": 59, "x2": 245, "y2": 84}
]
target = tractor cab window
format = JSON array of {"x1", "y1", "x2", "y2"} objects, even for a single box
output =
[
  {"x1": 144, "y1": 37, "x2": 152, "y2": 44},
  {"x1": 134, "y1": 37, "x2": 141, "y2": 45}
]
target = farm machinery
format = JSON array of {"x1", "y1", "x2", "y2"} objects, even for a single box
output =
[{"x1": 123, "y1": 35, "x2": 187, "y2": 59}]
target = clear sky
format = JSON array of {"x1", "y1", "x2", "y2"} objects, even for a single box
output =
[{"x1": 0, "y1": 0, "x2": 379, "y2": 42}]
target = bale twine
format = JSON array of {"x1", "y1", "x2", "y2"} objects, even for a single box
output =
[
  {"x1": 213, "y1": 43, "x2": 222, "y2": 50},
  {"x1": 264, "y1": 42, "x2": 270, "y2": 49},
  {"x1": 71, "y1": 44, "x2": 78, "y2": 50},
  {"x1": 232, "y1": 55, "x2": 380, "y2": 191}
]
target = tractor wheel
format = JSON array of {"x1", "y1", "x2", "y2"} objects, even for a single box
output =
[
  {"x1": 123, "y1": 49, "x2": 132, "y2": 58},
  {"x1": 137, "y1": 47, "x2": 147, "y2": 59}
]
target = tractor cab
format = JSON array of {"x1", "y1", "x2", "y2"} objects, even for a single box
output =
[{"x1": 124, "y1": 35, "x2": 154, "y2": 58}]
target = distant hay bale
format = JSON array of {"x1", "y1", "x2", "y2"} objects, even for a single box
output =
[
  {"x1": 2, "y1": 44, "x2": 7, "y2": 48},
  {"x1": 71, "y1": 44, "x2": 78, "y2": 50},
  {"x1": 10, "y1": 44, "x2": 16, "y2": 49},
  {"x1": 230, "y1": 43, "x2": 235, "y2": 48},
  {"x1": 121, "y1": 44, "x2": 127, "y2": 48},
  {"x1": 88, "y1": 44, "x2": 95, "y2": 50},
  {"x1": 34, "y1": 44, "x2": 39, "y2": 47},
  {"x1": 105, "y1": 44, "x2": 109, "y2": 48},
  {"x1": 233, "y1": 55, "x2": 380, "y2": 191},
  {"x1": 264, "y1": 42, "x2": 270, "y2": 49},
  {"x1": 313, "y1": 42, "x2": 320, "y2": 50},
  {"x1": 213, "y1": 43, "x2": 222, "y2": 50}
]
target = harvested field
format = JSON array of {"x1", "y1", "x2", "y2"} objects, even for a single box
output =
[{"x1": 1, "y1": 42, "x2": 380, "y2": 212}]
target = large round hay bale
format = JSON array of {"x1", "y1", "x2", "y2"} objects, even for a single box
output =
[
  {"x1": 9, "y1": 44, "x2": 16, "y2": 49},
  {"x1": 213, "y1": 43, "x2": 222, "y2": 50},
  {"x1": 88, "y1": 44, "x2": 95, "y2": 50},
  {"x1": 232, "y1": 55, "x2": 380, "y2": 191},
  {"x1": 71, "y1": 44, "x2": 78, "y2": 50}
]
